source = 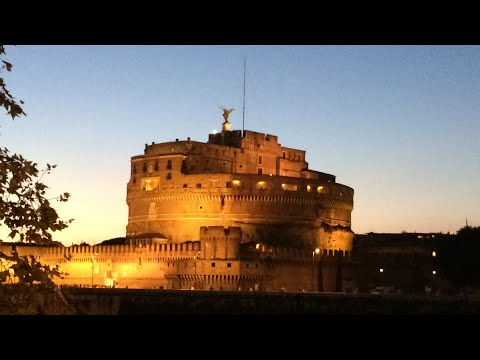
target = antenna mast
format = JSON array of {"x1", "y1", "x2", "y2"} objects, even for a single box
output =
[{"x1": 242, "y1": 57, "x2": 246, "y2": 136}]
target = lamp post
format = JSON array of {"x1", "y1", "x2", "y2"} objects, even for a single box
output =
[
  {"x1": 311, "y1": 248, "x2": 320, "y2": 292},
  {"x1": 91, "y1": 252, "x2": 98, "y2": 287}
]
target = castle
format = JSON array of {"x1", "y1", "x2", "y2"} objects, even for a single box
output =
[
  {"x1": 126, "y1": 108, "x2": 354, "y2": 250},
  {"x1": 0, "y1": 109, "x2": 360, "y2": 292},
  {"x1": 4, "y1": 110, "x2": 439, "y2": 294}
]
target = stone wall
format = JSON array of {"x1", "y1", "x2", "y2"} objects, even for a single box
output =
[
  {"x1": 62, "y1": 288, "x2": 480, "y2": 315},
  {"x1": 1, "y1": 238, "x2": 435, "y2": 295}
]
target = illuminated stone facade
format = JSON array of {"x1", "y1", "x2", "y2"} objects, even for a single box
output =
[
  {"x1": 126, "y1": 116, "x2": 354, "y2": 251},
  {"x1": 0, "y1": 115, "x2": 357, "y2": 292}
]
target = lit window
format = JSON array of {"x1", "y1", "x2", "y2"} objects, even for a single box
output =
[
  {"x1": 282, "y1": 183, "x2": 298, "y2": 191},
  {"x1": 307, "y1": 185, "x2": 312, "y2": 192},
  {"x1": 142, "y1": 177, "x2": 159, "y2": 191},
  {"x1": 317, "y1": 186, "x2": 324, "y2": 193},
  {"x1": 145, "y1": 179, "x2": 153, "y2": 191},
  {"x1": 257, "y1": 181, "x2": 267, "y2": 189}
]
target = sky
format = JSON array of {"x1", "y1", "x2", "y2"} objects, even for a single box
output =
[{"x1": 1, "y1": 45, "x2": 479, "y2": 245}]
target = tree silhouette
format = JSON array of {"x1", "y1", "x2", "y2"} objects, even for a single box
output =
[
  {"x1": 0, "y1": 45, "x2": 72, "y2": 292},
  {"x1": 437, "y1": 226, "x2": 480, "y2": 291}
]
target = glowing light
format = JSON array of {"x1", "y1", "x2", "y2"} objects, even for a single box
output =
[
  {"x1": 232, "y1": 180, "x2": 240, "y2": 185},
  {"x1": 145, "y1": 180, "x2": 153, "y2": 191},
  {"x1": 143, "y1": 177, "x2": 159, "y2": 191},
  {"x1": 314, "y1": 248, "x2": 320, "y2": 254},
  {"x1": 432, "y1": 270, "x2": 437, "y2": 275},
  {"x1": 307, "y1": 185, "x2": 312, "y2": 192},
  {"x1": 257, "y1": 181, "x2": 267, "y2": 190},
  {"x1": 432, "y1": 251, "x2": 436, "y2": 257},
  {"x1": 255, "y1": 243, "x2": 260, "y2": 249},
  {"x1": 282, "y1": 183, "x2": 298, "y2": 191},
  {"x1": 379, "y1": 268, "x2": 384, "y2": 273},
  {"x1": 317, "y1": 186, "x2": 324, "y2": 193}
]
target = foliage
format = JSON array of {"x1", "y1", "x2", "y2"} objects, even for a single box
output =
[
  {"x1": 436, "y1": 226, "x2": 480, "y2": 289},
  {"x1": 0, "y1": 149, "x2": 73, "y2": 243},
  {"x1": 0, "y1": 45, "x2": 73, "y2": 245},
  {"x1": 0, "y1": 249, "x2": 68, "y2": 285},
  {"x1": 0, "y1": 247, "x2": 72, "y2": 314},
  {"x1": 0, "y1": 282, "x2": 75, "y2": 315},
  {"x1": 0, "y1": 45, "x2": 26, "y2": 119},
  {"x1": 0, "y1": 45, "x2": 74, "y2": 314}
]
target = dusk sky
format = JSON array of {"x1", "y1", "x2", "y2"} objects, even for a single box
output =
[{"x1": 1, "y1": 45, "x2": 479, "y2": 246}]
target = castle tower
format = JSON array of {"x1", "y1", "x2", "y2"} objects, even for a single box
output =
[
  {"x1": 126, "y1": 108, "x2": 354, "y2": 252},
  {"x1": 200, "y1": 226, "x2": 242, "y2": 259}
]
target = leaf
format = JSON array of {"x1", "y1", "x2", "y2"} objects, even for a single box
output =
[{"x1": 2, "y1": 60, "x2": 12, "y2": 71}]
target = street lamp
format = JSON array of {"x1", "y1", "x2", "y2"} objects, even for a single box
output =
[
  {"x1": 311, "y1": 248, "x2": 320, "y2": 292},
  {"x1": 91, "y1": 252, "x2": 98, "y2": 287}
]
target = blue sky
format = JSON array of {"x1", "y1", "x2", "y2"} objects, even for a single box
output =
[{"x1": 1, "y1": 45, "x2": 479, "y2": 245}]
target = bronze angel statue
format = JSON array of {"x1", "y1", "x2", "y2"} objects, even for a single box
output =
[{"x1": 220, "y1": 106, "x2": 235, "y2": 122}]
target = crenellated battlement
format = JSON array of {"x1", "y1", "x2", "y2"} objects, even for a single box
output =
[
  {"x1": 239, "y1": 242, "x2": 354, "y2": 262},
  {"x1": 2, "y1": 241, "x2": 355, "y2": 265}
]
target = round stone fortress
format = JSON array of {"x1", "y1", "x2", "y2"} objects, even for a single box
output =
[{"x1": 126, "y1": 113, "x2": 354, "y2": 251}]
